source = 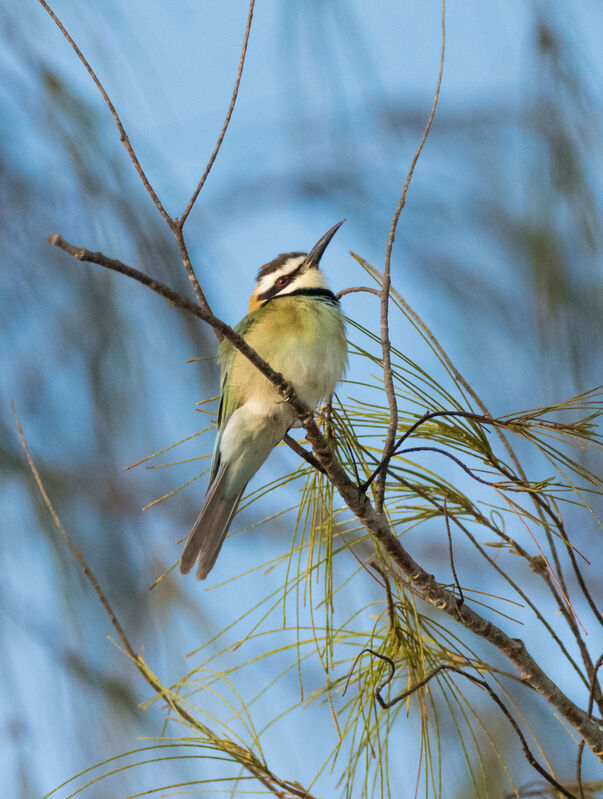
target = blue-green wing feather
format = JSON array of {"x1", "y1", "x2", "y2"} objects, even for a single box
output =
[{"x1": 207, "y1": 309, "x2": 265, "y2": 485}]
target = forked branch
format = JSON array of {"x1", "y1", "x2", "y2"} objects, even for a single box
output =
[
  {"x1": 178, "y1": 0, "x2": 256, "y2": 228},
  {"x1": 38, "y1": 0, "x2": 255, "y2": 317},
  {"x1": 347, "y1": 649, "x2": 578, "y2": 799},
  {"x1": 47, "y1": 234, "x2": 603, "y2": 762}
]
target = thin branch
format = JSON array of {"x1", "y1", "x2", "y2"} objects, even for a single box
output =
[
  {"x1": 283, "y1": 434, "x2": 325, "y2": 475},
  {"x1": 361, "y1": 409, "x2": 522, "y2": 491},
  {"x1": 386, "y1": 444, "x2": 529, "y2": 491},
  {"x1": 37, "y1": 0, "x2": 173, "y2": 228},
  {"x1": 178, "y1": 0, "x2": 256, "y2": 228},
  {"x1": 12, "y1": 403, "x2": 134, "y2": 657},
  {"x1": 375, "y1": 0, "x2": 446, "y2": 513},
  {"x1": 361, "y1": 408, "x2": 587, "y2": 499},
  {"x1": 48, "y1": 234, "x2": 603, "y2": 760},
  {"x1": 352, "y1": 650, "x2": 578, "y2": 799},
  {"x1": 38, "y1": 0, "x2": 213, "y2": 325},
  {"x1": 48, "y1": 234, "x2": 314, "y2": 421},
  {"x1": 336, "y1": 286, "x2": 381, "y2": 300},
  {"x1": 444, "y1": 499, "x2": 464, "y2": 609},
  {"x1": 355, "y1": 252, "x2": 590, "y2": 650},
  {"x1": 13, "y1": 406, "x2": 317, "y2": 799},
  {"x1": 174, "y1": 226, "x2": 217, "y2": 334},
  {"x1": 387, "y1": 466, "x2": 592, "y2": 691}
]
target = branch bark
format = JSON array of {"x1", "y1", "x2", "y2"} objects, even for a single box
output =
[
  {"x1": 353, "y1": 251, "x2": 602, "y2": 714},
  {"x1": 47, "y1": 234, "x2": 603, "y2": 762}
]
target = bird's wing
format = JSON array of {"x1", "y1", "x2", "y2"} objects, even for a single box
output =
[{"x1": 207, "y1": 309, "x2": 264, "y2": 486}]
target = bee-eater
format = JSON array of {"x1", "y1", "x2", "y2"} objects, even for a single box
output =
[{"x1": 180, "y1": 221, "x2": 348, "y2": 579}]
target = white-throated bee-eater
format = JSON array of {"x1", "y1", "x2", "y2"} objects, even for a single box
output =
[{"x1": 180, "y1": 221, "x2": 348, "y2": 579}]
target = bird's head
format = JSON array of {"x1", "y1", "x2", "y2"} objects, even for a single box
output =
[{"x1": 248, "y1": 220, "x2": 344, "y2": 311}]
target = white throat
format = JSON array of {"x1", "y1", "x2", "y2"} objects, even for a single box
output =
[{"x1": 279, "y1": 269, "x2": 329, "y2": 295}]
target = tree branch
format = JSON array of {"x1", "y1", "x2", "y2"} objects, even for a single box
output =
[
  {"x1": 173, "y1": 226, "x2": 217, "y2": 335},
  {"x1": 47, "y1": 233, "x2": 603, "y2": 761},
  {"x1": 48, "y1": 234, "x2": 313, "y2": 421},
  {"x1": 37, "y1": 0, "x2": 174, "y2": 229},
  {"x1": 375, "y1": 0, "x2": 446, "y2": 512},
  {"x1": 353, "y1": 252, "x2": 601, "y2": 710},
  {"x1": 351, "y1": 651, "x2": 578, "y2": 799},
  {"x1": 13, "y1": 405, "x2": 318, "y2": 799},
  {"x1": 178, "y1": 0, "x2": 256, "y2": 229},
  {"x1": 336, "y1": 285, "x2": 381, "y2": 300},
  {"x1": 283, "y1": 434, "x2": 325, "y2": 475}
]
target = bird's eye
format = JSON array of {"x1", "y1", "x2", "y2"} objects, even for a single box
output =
[{"x1": 275, "y1": 275, "x2": 290, "y2": 289}]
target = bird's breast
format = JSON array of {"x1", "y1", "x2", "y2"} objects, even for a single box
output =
[{"x1": 228, "y1": 296, "x2": 347, "y2": 413}]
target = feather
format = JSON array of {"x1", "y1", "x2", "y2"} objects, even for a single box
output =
[
  {"x1": 179, "y1": 467, "x2": 244, "y2": 579},
  {"x1": 180, "y1": 247, "x2": 347, "y2": 580}
]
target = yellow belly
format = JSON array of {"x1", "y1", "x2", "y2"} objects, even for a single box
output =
[{"x1": 228, "y1": 296, "x2": 347, "y2": 412}]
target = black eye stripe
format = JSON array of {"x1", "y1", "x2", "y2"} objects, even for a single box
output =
[{"x1": 257, "y1": 261, "x2": 305, "y2": 301}]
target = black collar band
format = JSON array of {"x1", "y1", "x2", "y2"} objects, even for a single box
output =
[{"x1": 263, "y1": 287, "x2": 339, "y2": 306}]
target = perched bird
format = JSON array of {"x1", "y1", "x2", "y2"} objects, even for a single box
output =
[{"x1": 180, "y1": 221, "x2": 348, "y2": 579}]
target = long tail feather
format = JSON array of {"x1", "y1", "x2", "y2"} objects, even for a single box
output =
[{"x1": 180, "y1": 468, "x2": 244, "y2": 579}]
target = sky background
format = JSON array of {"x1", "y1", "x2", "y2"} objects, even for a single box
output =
[{"x1": 1, "y1": 1, "x2": 602, "y2": 797}]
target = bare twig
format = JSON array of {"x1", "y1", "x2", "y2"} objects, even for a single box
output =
[
  {"x1": 354, "y1": 252, "x2": 594, "y2": 655},
  {"x1": 351, "y1": 650, "x2": 578, "y2": 799},
  {"x1": 361, "y1": 408, "x2": 524, "y2": 491},
  {"x1": 385, "y1": 444, "x2": 530, "y2": 491},
  {"x1": 443, "y1": 499, "x2": 464, "y2": 609},
  {"x1": 336, "y1": 286, "x2": 381, "y2": 300},
  {"x1": 375, "y1": 0, "x2": 446, "y2": 513},
  {"x1": 174, "y1": 226, "x2": 216, "y2": 331},
  {"x1": 283, "y1": 434, "x2": 325, "y2": 475},
  {"x1": 12, "y1": 403, "x2": 134, "y2": 657},
  {"x1": 178, "y1": 0, "x2": 256, "y2": 228},
  {"x1": 38, "y1": 0, "x2": 254, "y2": 317},
  {"x1": 48, "y1": 234, "x2": 603, "y2": 760},
  {"x1": 361, "y1": 408, "x2": 588, "y2": 501},
  {"x1": 13, "y1": 405, "x2": 317, "y2": 799},
  {"x1": 47, "y1": 234, "x2": 312, "y2": 422},
  {"x1": 37, "y1": 0, "x2": 173, "y2": 228}
]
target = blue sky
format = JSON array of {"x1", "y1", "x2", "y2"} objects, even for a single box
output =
[{"x1": 2, "y1": 1, "x2": 602, "y2": 796}]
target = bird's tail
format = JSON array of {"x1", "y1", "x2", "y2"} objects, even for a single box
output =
[{"x1": 179, "y1": 467, "x2": 244, "y2": 580}]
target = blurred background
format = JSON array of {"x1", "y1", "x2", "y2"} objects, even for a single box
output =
[{"x1": 1, "y1": 0, "x2": 602, "y2": 796}]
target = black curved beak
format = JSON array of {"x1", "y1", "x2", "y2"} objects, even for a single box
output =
[{"x1": 305, "y1": 220, "x2": 345, "y2": 269}]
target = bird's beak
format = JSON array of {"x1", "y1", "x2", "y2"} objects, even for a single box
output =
[{"x1": 305, "y1": 220, "x2": 345, "y2": 269}]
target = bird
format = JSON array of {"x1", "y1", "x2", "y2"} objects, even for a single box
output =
[{"x1": 180, "y1": 221, "x2": 348, "y2": 579}]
